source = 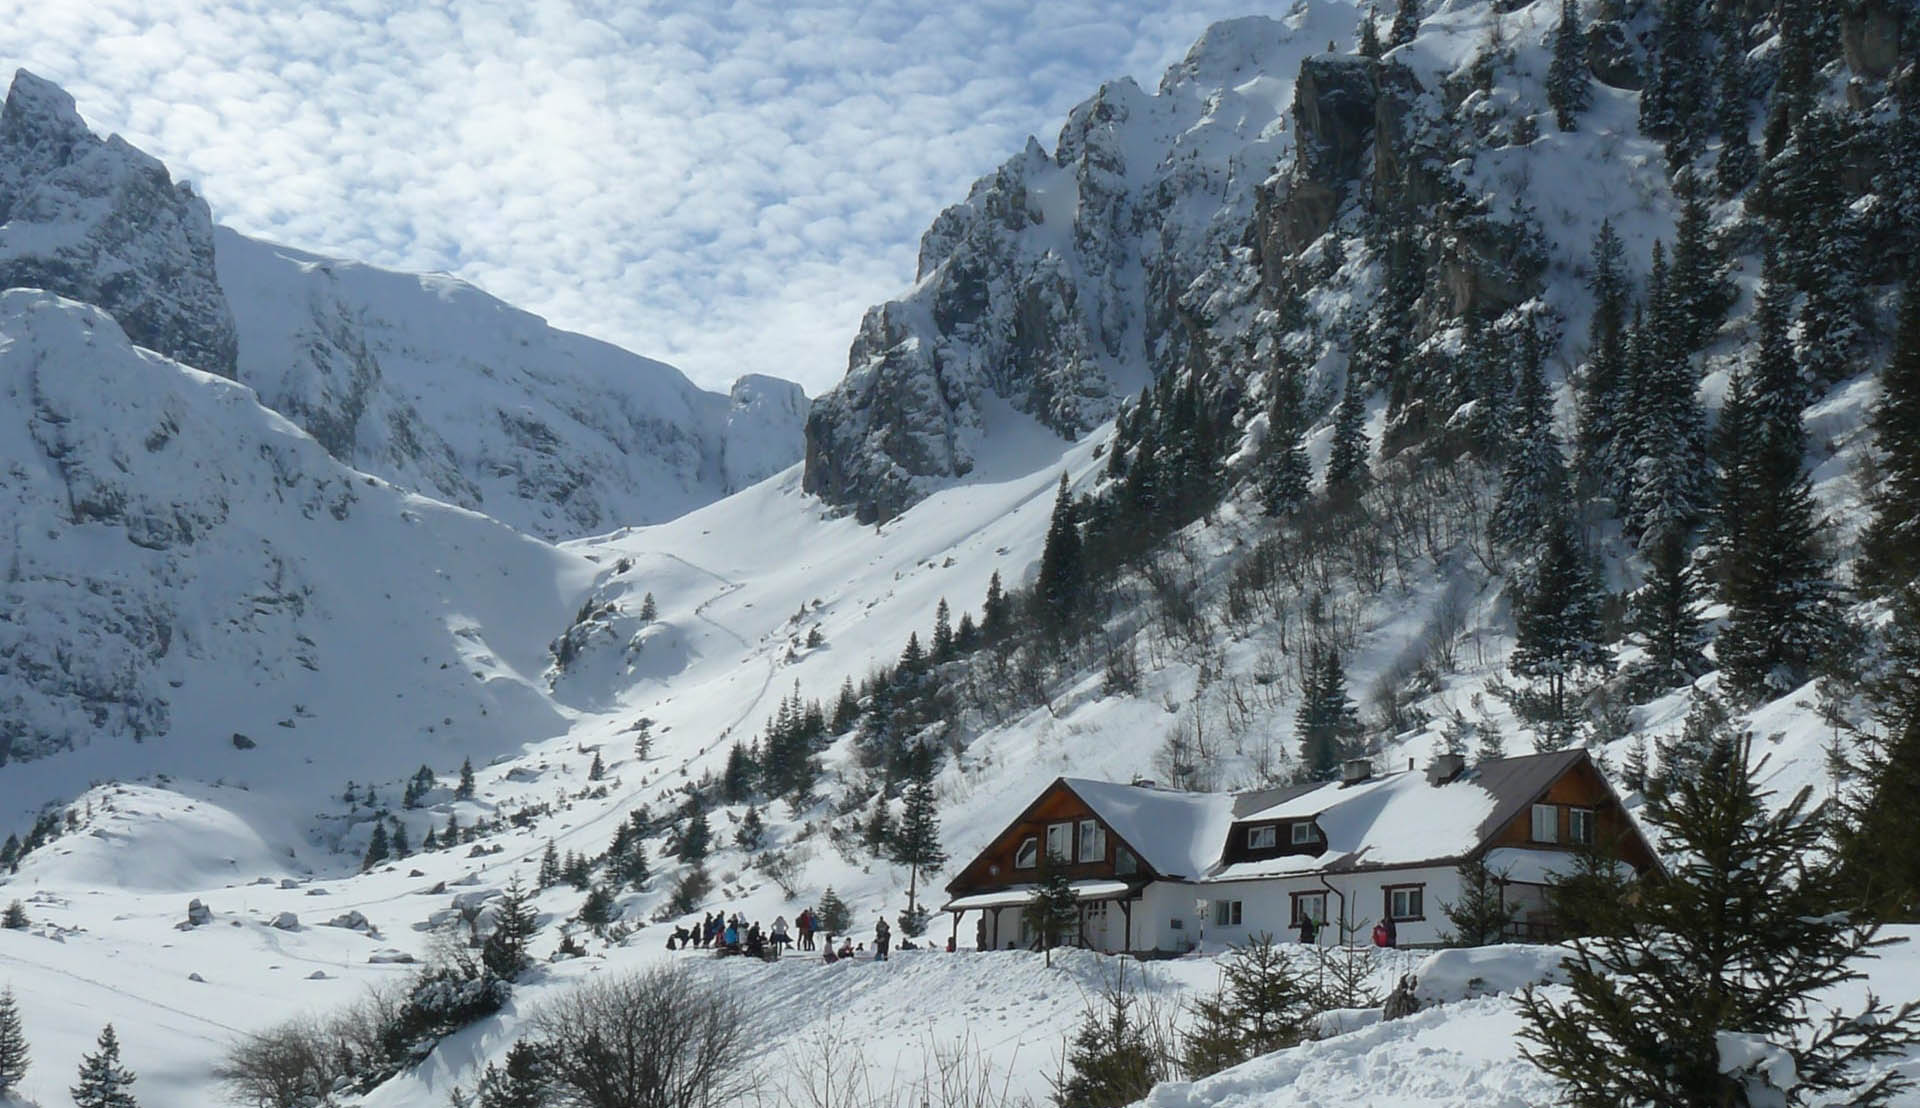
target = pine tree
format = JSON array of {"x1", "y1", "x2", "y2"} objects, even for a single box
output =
[
  {"x1": 898, "y1": 631, "x2": 926, "y2": 675},
  {"x1": 1388, "y1": 0, "x2": 1420, "y2": 47},
  {"x1": 1627, "y1": 525, "x2": 1707, "y2": 690},
  {"x1": 1576, "y1": 221, "x2": 1632, "y2": 499},
  {"x1": 0, "y1": 987, "x2": 27, "y2": 1093},
  {"x1": 677, "y1": 808, "x2": 710, "y2": 863},
  {"x1": 830, "y1": 678, "x2": 860, "y2": 734},
  {"x1": 577, "y1": 885, "x2": 617, "y2": 932},
  {"x1": 1024, "y1": 854, "x2": 1081, "y2": 965},
  {"x1": 477, "y1": 1040, "x2": 548, "y2": 1108},
  {"x1": 1625, "y1": 245, "x2": 1708, "y2": 543},
  {"x1": 638, "y1": 592, "x2": 657, "y2": 621},
  {"x1": 1489, "y1": 343, "x2": 1567, "y2": 551},
  {"x1": 456, "y1": 757, "x2": 475, "y2": 800},
  {"x1": 1640, "y1": 0, "x2": 1710, "y2": 164},
  {"x1": 1716, "y1": 259, "x2": 1835, "y2": 702},
  {"x1": 1053, "y1": 988, "x2": 1163, "y2": 1107},
  {"x1": 1509, "y1": 498, "x2": 1607, "y2": 723},
  {"x1": 1295, "y1": 647, "x2": 1361, "y2": 777},
  {"x1": 362, "y1": 822, "x2": 390, "y2": 872},
  {"x1": 1325, "y1": 372, "x2": 1371, "y2": 498},
  {"x1": 588, "y1": 750, "x2": 605, "y2": 781},
  {"x1": 1856, "y1": 275, "x2": 1919, "y2": 604},
  {"x1": 931, "y1": 598, "x2": 954, "y2": 660},
  {"x1": 1441, "y1": 856, "x2": 1515, "y2": 945},
  {"x1": 1474, "y1": 721, "x2": 1507, "y2": 764},
  {"x1": 71, "y1": 1024, "x2": 137, "y2": 1108},
  {"x1": 862, "y1": 793, "x2": 894, "y2": 854},
  {"x1": 1258, "y1": 361, "x2": 1312, "y2": 517},
  {"x1": 1667, "y1": 171, "x2": 1735, "y2": 352},
  {"x1": 1357, "y1": 5, "x2": 1384, "y2": 57},
  {"x1": 391, "y1": 818, "x2": 410, "y2": 858},
  {"x1": 537, "y1": 840, "x2": 561, "y2": 887},
  {"x1": 981, "y1": 570, "x2": 1012, "y2": 643},
  {"x1": 1712, "y1": 17, "x2": 1757, "y2": 196},
  {"x1": 482, "y1": 876, "x2": 538, "y2": 979},
  {"x1": 889, "y1": 778, "x2": 947, "y2": 919},
  {"x1": 2, "y1": 901, "x2": 26, "y2": 930},
  {"x1": 733, "y1": 805, "x2": 765, "y2": 851},
  {"x1": 1546, "y1": 0, "x2": 1590, "y2": 131},
  {"x1": 1518, "y1": 734, "x2": 1918, "y2": 1106},
  {"x1": 1036, "y1": 474, "x2": 1086, "y2": 638},
  {"x1": 814, "y1": 887, "x2": 851, "y2": 935}
]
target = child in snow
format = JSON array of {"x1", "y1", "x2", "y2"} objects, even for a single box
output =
[{"x1": 874, "y1": 917, "x2": 891, "y2": 961}]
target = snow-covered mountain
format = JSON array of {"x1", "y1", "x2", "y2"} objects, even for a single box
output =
[
  {"x1": 0, "y1": 288, "x2": 592, "y2": 811},
  {"x1": 215, "y1": 229, "x2": 807, "y2": 540},
  {"x1": 0, "y1": 1, "x2": 1914, "y2": 1105},
  {"x1": 0, "y1": 67, "x2": 806, "y2": 542}
]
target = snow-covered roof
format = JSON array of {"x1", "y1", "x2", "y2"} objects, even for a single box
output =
[
  {"x1": 1062, "y1": 778, "x2": 1236, "y2": 880},
  {"x1": 943, "y1": 880, "x2": 1133, "y2": 912},
  {"x1": 1229, "y1": 767, "x2": 1498, "y2": 872}
]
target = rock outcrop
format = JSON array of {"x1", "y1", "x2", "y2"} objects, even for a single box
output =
[{"x1": 0, "y1": 70, "x2": 237, "y2": 377}]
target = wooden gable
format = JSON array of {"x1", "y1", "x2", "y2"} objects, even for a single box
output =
[
  {"x1": 1484, "y1": 755, "x2": 1658, "y2": 872},
  {"x1": 945, "y1": 779, "x2": 1160, "y2": 896}
]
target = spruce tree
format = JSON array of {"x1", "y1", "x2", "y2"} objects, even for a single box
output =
[
  {"x1": 1546, "y1": 0, "x2": 1590, "y2": 131},
  {"x1": 577, "y1": 885, "x2": 617, "y2": 932},
  {"x1": 1441, "y1": 856, "x2": 1516, "y2": 945},
  {"x1": 1829, "y1": 599, "x2": 1921, "y2": 923},
  {"x1": 721, "y1": 742, "x2": 755, "y2": 804},
  {"x1": 1326, "y1": 372, "x2": 1371, "y2": 498},
  {"x1": 1295, "y1": 647, "x2": 1362, "y2": 777},
  {"x1": 71, "y1": 1024, "x2": 137, "y2": 1108},
  {"x1": 1627, "y1": 525, "x2": 1707, "y2": 690},
  {"x1": 362, "y1": 821, "x2": 390, "y2": 872},
  {"x1": 1489, "y1": 343, "x2": 1567, "y2": 551},
  {"x1": 1667, "y1": 171, "x2": 1735, "y2": 352},
  {"x1": 1055, "y1": 989, "x2": 1162, "y2": 1107},
  {"x1": 677, "y1": 807, "x2": 711, "y2": 863},
  {"x1": 815, "y1": 887, "x2": 851, "y2": 935},
  {"x1": 0, "y1": 987, "x2": 27, "y2": 1094},
  {"x1": 1036, "y1": 474, "x2": 1086, "y2": 638},
  {"x1": 888, "y1": 777, "x2": 947, "y2": 919},
  {"x1": 456, "y1": 757, "x2": 476, "y2": 800},
  {"x1": 588, "y1": 751, "x2": 605, "y2": 781},
  {"x1": 482, "y1": 876, "x2": 538, "y2": 979},
  {"x1": 982, "y1": 570, "x2": 1012, "y2": 642},
  {"x1": 638, "y1": 592, "x2": 657, "y2": 621},
  {"x1": 1625, "y1": 245, "x2": 1708, "y2": 544},
  {"x1": 733, "y1": 805, "x2": 765, "y2": 851},
  {"x1": 1576, "y1": 221, "x2": 1631, "y2": 500},
  {"x1": 1517, "y1": 734, "x2": 1918, "y2": 1106},
  {"x1": 1357, "y1": 6, "x2": 1384, "y2": 57},
  {"x1": 931, "y1": 598, "x2": 953, "y2": 660},
  {"x1": 1712, "y1": 17, "x2": 1757, "y2": 196},
  {"x1": 2, "y1": 901, "x2": 26, "y2": 930},
  {"x1": 1856, "y1": 275, "x2": 1918, "y2": 604},
  {"x1": 537, "y1": 840, "x2": 561, "y2": 887},
  {"x1": 1258, "y1": 363, "x2": 1312, "y2": 517},
  {"x1": 477, "y1": 1040, "x2": 548, "y2": 1108},
  {"x1": 1640, "y1": 0, "x2": 1710, "y2": 163},
  {"x1": 1509, "y1": 497, "x2": 1607, "y2": 722},
  {"x1": 1388, "y1": 0, "x2": 1420, "y2": 48},
  {"x1": 1024, "y1": 854, "x2": 1081, "y2": 965},
  {"x1": 1716, "y1": 259, "x2": 1835, "y2": 702}
]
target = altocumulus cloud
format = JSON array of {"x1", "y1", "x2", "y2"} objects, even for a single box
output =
[{"x1": 1, "y1": 0, "x2": 1267, "y2": 394}]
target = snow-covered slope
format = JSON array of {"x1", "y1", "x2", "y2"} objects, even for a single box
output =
[
  {"x1": 215, "y1": 228, "x2": 807, "y2": 541},
  {"x1": 0, "y1": 289, "x2": 592, "y2": 816}
]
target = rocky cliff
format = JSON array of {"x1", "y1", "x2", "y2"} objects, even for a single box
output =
[{"x1": 0, "y1": 69, "x2": 238, "y2": 377}]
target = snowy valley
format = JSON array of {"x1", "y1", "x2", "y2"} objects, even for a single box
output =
[{"x1": 0, "y1": 0, "x2": 1918, "y2": 1104}]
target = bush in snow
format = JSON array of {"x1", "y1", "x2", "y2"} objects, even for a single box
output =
[
  {"x1": 1181, "y1": 934, "x2": 1314, "y2": 1079},
  {"x1": 1, "y1": 902, "x2": 25, "y2": 930},
  {"x1": 213, "y1": 1019, "x2": 342, "y2": 1108},
  {"x1": 1052, "y1": 987, "x2": 1168, "y2": 1108},
  {"x1": 527, "y1": 966, "x2": 750, "y2": 1108}
]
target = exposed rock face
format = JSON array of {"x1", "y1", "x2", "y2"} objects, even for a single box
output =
[
  {"x1": 0, "y1": 70, "x2": 238, "y2": 377},
  {"x1": 804, "y1": 15, "x2": 1320, "y2": 520},
  {"x1": 1840, "y1": 0, "x2": 1913, "y2": 78}
]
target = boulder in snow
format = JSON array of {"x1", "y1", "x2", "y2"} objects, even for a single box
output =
[{"x1": 270, "y1": 911, "x2": 299, "y2": 931}]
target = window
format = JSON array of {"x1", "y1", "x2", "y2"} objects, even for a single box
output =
[
  {"x1": 1213, "y1": 899, "x2": 1243, "y2": 926},
  {"x1": 1046, "y1": 822, "x2": 1072, "y2": 862},
  {"x1": 1290, "y1": 891, "x2": 1327, "y2": 926},
  {"x1": 1531, "y1": 803, "x2": 1559, "y2": 843},
  {"x1": 1291, "y1": 821, "x2": 1317, "y2": 845},
  {"x1": 1078, "y1": 819, "x2": 1107, "y2": 862},
  {"x1": 1014, "y1": 836, "x2": 1038, "y2": 869},
  {"x1": 1569, "y1": 808, "x2": 1594, "y2": 846},
  {"x1": 1385, "y1": 884, "x2": 1424, "y2": 921},
  {"x1": 1115, "y1": 846, "x2": 1138, "y2": 876},
  {"x1": 1247, "y1": 825, "x2": 1277, "y2": 850}
]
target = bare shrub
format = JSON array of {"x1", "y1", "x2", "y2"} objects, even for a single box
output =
[
  {"x1": 213, "y1": 1019, "x2": 342, "y2": 1108},
  {"x1": 529, "y1": 965, "x2": 752, "y2": 1108}
]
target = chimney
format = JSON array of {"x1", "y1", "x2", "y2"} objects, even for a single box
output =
[
  {"x1": 1341, "y1": 758, "x2": 1372, "y2": 785},
  {"x1": 1427, "y1": 753, "x2": 1466, "y2": 786}
]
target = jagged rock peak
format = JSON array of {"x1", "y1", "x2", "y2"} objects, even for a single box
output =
[{"x1": 0, "y1": 69, "x2": 239, "y2": 377}]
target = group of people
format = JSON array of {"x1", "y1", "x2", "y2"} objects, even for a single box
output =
[
  {"x1": 670, "y1": 908, "x2": 903, "y2": 964},
  {"x1": 1293, "y1": 914, "x2": 1398, "y2": 948}
]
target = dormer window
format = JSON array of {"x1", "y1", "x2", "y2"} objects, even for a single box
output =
[
  {"x1": 1291, "y1": 822, "x2": 1317, "y2": 845},
  {"x1": 1247, "y1": 825, "x2": 1277, "y2": 850},
  {"x1": 1015, "y1": 836, "x2": 1038, "y2": 869}
]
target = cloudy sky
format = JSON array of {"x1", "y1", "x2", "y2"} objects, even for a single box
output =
[{"x1": 1, "y1": 0, "x2": 1272, "y2": 395}]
